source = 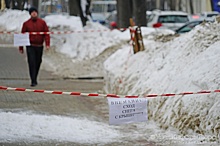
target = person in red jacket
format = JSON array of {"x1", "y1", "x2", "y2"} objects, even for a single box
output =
[{"x1": 19, "y1": 7, "x2": 50, "y2": 87}]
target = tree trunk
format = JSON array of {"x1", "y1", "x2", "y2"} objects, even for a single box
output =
[
  {"x1": 69, "y1": 0, "x2": 87, "y2": 27},
  {"x1": 146, "y1": 0, "x2": 156, "y2": 11},
  {"x1": 12, "y1": 0, "x2": 16, "y2": 9},
  {"x1": 117, "y1": 0, "x2": 132, "y2": 28},
  {"x1": 85, "y1": 0, "x2": 91, "y2": 17},
  {"x1": 69, "y1": 0, "x2": 79, "y2": 16},
  {"x1": 78, "y1": 0, "x2": 87, "y2": 26},
  {"x1": 32, "y1": 0, "x2": 38, "y2": 9},
  {"x1": 5, "y1": 0, "x2": 11, "y2": 9},
  {"x1": 210, "y1": 0, "x2": 214, "y2": 11},
  {"x1": 161, "y1": 0, "x2": 165, "y2": 10},
  {"x1": 12, "y1": 0, "x2": 24, "y2": 10},
  {"x1": 61, "y1": 0, "x2": 68, "y2": 12},
  {"x1": 151, "y1": 0, "x2": 156, "y2": 10},
  {"x1": 21, "y1": 0, "x2": 26, "y2": 10},
  {"x1": 189, "y1": 0, "x2": 194, "y2": 14},
  {"x1": 132, "y1": 0, "x2": 146, "y2": 27},
  {"x1": 178, "y1": 0, "x2": 182, "y2": 11},
  {"x1": 170, "y1": 0, "x2": 176, "y2": 10}
]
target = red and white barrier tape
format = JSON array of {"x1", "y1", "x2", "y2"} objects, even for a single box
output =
[
  {"x1": 0, "y1": 28, "x2": 128, "y2": 35},
  {"x1": 0, "y1": 30, "x2": 107, "y2": 35},
  {"x1": 0, "y1": 86, "x2": 219, "y2": 98}
]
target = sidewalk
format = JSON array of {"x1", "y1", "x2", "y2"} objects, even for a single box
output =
[
  {"x1": 0, "y1": 44, "x2": 156, "y2": 146},
  {"x1": 0, "y1": 47, "x2": 56, "y2": 80},
  {"x1": 0, "y1": 46, "x2": 105, "y2": 118}
]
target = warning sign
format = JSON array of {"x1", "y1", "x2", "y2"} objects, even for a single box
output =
[{"x1": 107, "y1": 98, "x2": 148, "y2": 125}]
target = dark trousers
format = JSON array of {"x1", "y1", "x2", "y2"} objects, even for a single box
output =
[{"x1": 26, "y1": 46, "x2": 43, "y2": 84}]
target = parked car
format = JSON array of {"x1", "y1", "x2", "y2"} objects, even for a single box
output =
[
  {"x1": 200, "y1": 11, "x2": 219, "y2": 20},
  {"x1": 175, "y1": 20, "x2": 213, "y2": 34},
  {"x1": 147, "y1": 10, "x2": 190, "y2": 30},
  {"x1": 90, "y1": 0, "x2": 116, "y2": 26},
  {"x1": 91, "y1": 13, "x2": 107, "y2": 25},
  {"x1": 188, "y1": 14, "x2": 202, "y2": 21}
]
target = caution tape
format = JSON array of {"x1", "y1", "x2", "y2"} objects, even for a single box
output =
[
  {"x1": 0, "y1": 86, "x2": 219, "y2": 98},
  {"x1": 0, "y1": 28, "x2": 128, "y2": 35}
]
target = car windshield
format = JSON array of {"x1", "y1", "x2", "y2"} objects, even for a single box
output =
[
  {"x1": 91, "y1": 13, "x2": 106, "y2": 21},
  {"x1": 158, "y1": 15, "x2": 189, "y2": 23},
  {"x1": 176, "y1": 21, "x2": 201, "y2": 33}
]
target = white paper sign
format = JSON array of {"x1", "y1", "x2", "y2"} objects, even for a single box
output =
[
  {"x1": 107, "y1": 98, "x2": 148, "y2": 125},
  {"x1": 13, "y1": 34, "x2": 30, "y2": 46}
]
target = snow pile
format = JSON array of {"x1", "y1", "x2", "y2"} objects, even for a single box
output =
[
  {"x1": 104, "y1": 21, "x2": 220, "y2": 140},
  {"x1": 0, "y1": 111, "x2": 121, "y2": 144},
  {"x1": 0, "y1": 10, "x2": 29, "y2": 31},
  {"x1": 0, "y1": 10, "x2": 122, "y2": 62},
  {"x1": 0, "y1": 10, "x2": 29, "y2": 43},
  {"x1": 44, "y1": 15, "x2": 124, "y2": 62}
]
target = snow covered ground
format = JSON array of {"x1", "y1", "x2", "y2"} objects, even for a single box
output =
[
  {"x1": 0, "y1": 110, "x2": 120, "y2": 144},
  {"x1": 104, "y1": 19, "x2": 220, "y2": 142},
  {"x1": 0, "y1": 9, "x2": 220, "y2": 145}
]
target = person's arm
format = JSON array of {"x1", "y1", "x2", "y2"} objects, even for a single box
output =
[
  {"x1": 44, "y1": 21, "x2": 50, "y2": 50},
  {"x1": 19, "y1": 23, "x2": 27, "y2": 54}
]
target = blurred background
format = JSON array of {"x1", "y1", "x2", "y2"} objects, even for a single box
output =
[{"x1": 1, "y1": 0, "x2": 220, "y2": 32}]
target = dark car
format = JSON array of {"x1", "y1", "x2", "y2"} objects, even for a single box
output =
[{"x1": 175, "y1": 20, "x2": 213, "y2": 34}]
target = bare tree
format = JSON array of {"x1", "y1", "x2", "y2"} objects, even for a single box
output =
[
  {"x1": 160, "y1": 0, "x2": 166, "y2": 10},
  {"x1": 189, "y1": 0, "x2": 194, "y2": 14},
  {"x1": 170, "y1": 0, "x2": 176, "y2": 10},
  {"x1": 151, "y1": 0, "x2": 157, "y2": 10},
  {"x1": 12, "y1": 0, "x2": 25, "y2": 10},
  {"x1": 210, "y1": 0, "x2": 214, "y2": 11},
  {"x1": 69, "y1": 0, "x2": 79, "y2": 16},
  {"x1": 117, "y1": 0, "x2": 132, "y2": 28},
  {"x1": 69, "y1": 0, "x2": 88, "y2": 27},
  {"x1": 85, "y1": 0, "x2": 91, "y2": 17},
  {"x1": 178, "y1": 0, "x2": 182, "y2": 11},
  {"x1": 61, "y1": 0, "x2": 68, "y2": 12},
  {"x1": 132, "y1": 0, "x2": 147, "y2": 26},
  {"x1": 32, "y1": 0, "x2": 38, "y2": 9},
  {"x1": 5, "y1": 0, "x2": 11, "y2": 9}
]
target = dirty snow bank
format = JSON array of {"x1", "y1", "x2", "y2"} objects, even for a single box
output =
[
  {"x1": 104, "y1": 21, "x2": 220, "y2": 141},
  {"x1": 0, "y1": 10, "x2": 29, "y2": 31}
]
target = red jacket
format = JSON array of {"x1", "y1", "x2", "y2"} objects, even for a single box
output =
[{"x1": 19, "y1": 17, "x2": 50, "y2": 49}]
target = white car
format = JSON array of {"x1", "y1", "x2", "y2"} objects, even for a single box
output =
[
  {"x1": 147, "y1": 10, "x2": 190, "y2": 30},
  {"x1": 200, "y1": 11, "x2": 219, "y2": 21}
]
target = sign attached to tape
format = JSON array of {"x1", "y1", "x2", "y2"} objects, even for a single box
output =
[
  {"x1": 107, "y1": 98, "x2": 148, "y2": 125},
  {"x1": 13, "y1": 34, "x2": 30, "y2": 46}
]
